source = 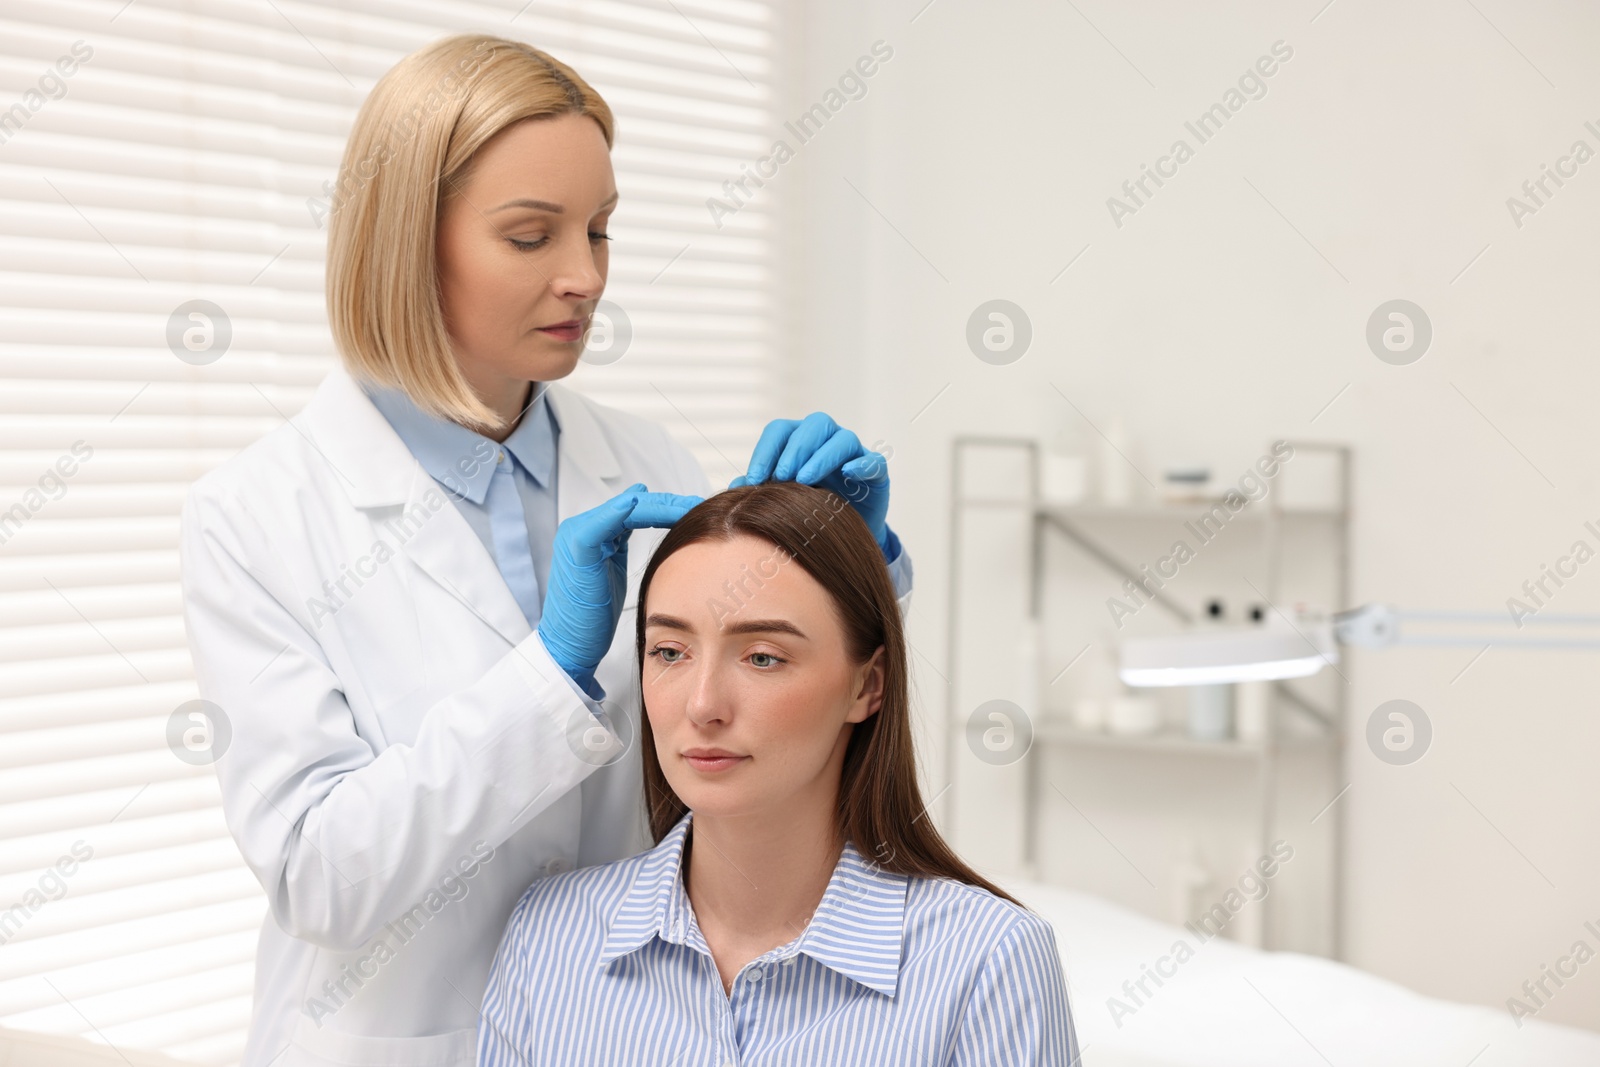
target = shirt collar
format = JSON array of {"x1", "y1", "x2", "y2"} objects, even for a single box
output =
[
  {"x1": 361, "y1": 380, "x2": 558, "y2": 505},
  {"x1": 598, "y1": 810, "x2": 910, "y2": 998}
]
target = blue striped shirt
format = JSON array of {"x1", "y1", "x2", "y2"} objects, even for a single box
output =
[{"x1": 477, "y1": 809, "x2": 1081, "y2": 1065}]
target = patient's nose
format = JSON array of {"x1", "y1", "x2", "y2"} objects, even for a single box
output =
[{"x1": 683, "y1": 657, "x2": 733, "y2": 726}]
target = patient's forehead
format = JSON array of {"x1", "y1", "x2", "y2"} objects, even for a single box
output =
[{"x1": 646, "y1": 533, "x2": 834, "y2": 633}]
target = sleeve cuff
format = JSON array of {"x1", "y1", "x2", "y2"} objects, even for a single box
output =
[
  {"x1": 883, "y1": 527, "x2": 913, "y2": 600},
  {"x1": 566, "y1": 668, "x2": 606, "y2": 705},
  {"x1": 879, "y1": 524, "x2": 902, "y2": 565}
]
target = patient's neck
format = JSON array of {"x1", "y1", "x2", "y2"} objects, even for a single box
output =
[{"x1": 683, "y1": 786, "x2": 844, "y2": 956}]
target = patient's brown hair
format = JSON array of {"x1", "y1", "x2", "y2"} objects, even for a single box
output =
[{"x1": 635, "y1": 480, "x2": 1025, "y2": 909}]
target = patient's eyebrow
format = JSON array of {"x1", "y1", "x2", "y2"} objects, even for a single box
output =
[{"x1": 645, "y1": 612, "x2": 808, "y2": 640}]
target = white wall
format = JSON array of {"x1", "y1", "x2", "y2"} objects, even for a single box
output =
[{"x1": 778, "y1": 0, "x2": 1600, "y2": 1032}]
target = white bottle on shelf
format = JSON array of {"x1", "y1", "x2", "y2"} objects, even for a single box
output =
[
  {"x1": 1095, "y1": 411, "x2": 1133, "y2": 506},
  {"x1": 1235, "y1": 603, "x2": 1273, "y2": 742},
  {"x1": 1070, "y1": 635, "x2": 1119, "y2": 731},
  {"x1": 1235, "y1": 682, "x2": 1272, "y2": 742},
  {"x1": 1188, "y1": 598, "x2": 1234, "y2": 741},
  {"x1": 1040, "y1": 419, "x2": 1089, "y2": 507}
]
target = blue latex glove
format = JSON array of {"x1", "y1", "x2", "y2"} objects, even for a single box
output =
[
  {"x1": 537, "y1": 483, "x2": 703, "y2": 700},
  {"x1": 730, "y1": 412, "x2": 899, "y2": 562}
]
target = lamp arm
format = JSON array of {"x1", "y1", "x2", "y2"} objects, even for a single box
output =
[
  {"x1": 1333, "y1": 604, "x2": 1398, "y2": 648},
  {"x1": 1333, "y1": 602, "x2": 1600, "y2": 649}
]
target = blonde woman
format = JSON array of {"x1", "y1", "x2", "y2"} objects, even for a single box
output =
[{"x1": 178, "y1": 34, "x2": 911, "y2": 1067}]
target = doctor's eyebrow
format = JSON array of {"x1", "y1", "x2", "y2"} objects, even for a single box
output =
[
  {"x1": 492, "y1": 191, "x2": 620, "y2": 214},
  {"x1": 644, "y1": 612, "x2": 808, "y2": 640}
]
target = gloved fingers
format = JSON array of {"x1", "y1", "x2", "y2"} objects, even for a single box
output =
[
  {"x1": 740, "y1": 418, "x2": 802, "y2": 485},
  {"x1": 840, "y1": 450, "x2": 889, "y2": 490},
  {"x1": 794, "y1": 427, "x2": 865, "y2": 484},
  {"x1": 557, "y1": 484, "x2": 648, "y2": 565},
  {"x1": 838, "y1": 451, "x2": 889, "y2": 502},
  {"x1": 622, "y1": 492, "x2": 704, "y2": 528},
  {"x1": 770, "y1": 412, "x2": 839, "y2": 482}
]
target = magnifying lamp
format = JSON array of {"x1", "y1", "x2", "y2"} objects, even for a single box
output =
[{"x1": 1118, "y1": 603, "x2": 1600, "y2": 687}]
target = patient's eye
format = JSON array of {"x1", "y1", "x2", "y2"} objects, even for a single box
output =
[
  {"x1": 748, "y1": 651, "x2": 786, "y2": 669},
  {"x1": 646, "y1": 645, "x2": 684, "y2": 664}
]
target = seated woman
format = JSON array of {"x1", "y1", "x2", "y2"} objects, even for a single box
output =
[{"x1": 478, "y1": 480, "x2": 1080, "y2": 1065}]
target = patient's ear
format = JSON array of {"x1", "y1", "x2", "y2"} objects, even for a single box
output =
[{"x1": 848, "y1": 646, "x2": 887, "y2": 722}]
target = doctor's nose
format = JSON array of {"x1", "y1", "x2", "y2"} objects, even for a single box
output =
[{"x1": 545, "y1": 231, "x2": 606, "y2": 301}]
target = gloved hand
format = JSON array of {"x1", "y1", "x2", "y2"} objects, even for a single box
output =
[
  {"x1": 537, "y1": 483, "x2": 703, "y2": 700},
  {"x1": 730, "y1": 412, "x2": 899, "y2": 562}
]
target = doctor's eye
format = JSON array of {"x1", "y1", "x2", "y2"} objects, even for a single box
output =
[
  {"x1": 645, "y1": 645, "x2": 684, "y2": 664},
  {"x1": 506, "y1": 233, "x2": 611, "y2": 251}
]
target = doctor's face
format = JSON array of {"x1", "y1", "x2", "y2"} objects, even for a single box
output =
[
  {"x1": 436, "y1": 112, "x2": 616, "y2": 405},
  {"x1": 642, "y1": 534, "x2": 885, "y2": 821}
]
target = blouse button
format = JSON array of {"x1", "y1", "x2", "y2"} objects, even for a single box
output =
[{"x1": 543, "y1": 856, "x2": 570, "y2": 875}]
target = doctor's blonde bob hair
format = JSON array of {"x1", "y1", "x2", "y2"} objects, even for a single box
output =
[{"x1": 324, "y1": 34, "x2": 614, "y2": 436}]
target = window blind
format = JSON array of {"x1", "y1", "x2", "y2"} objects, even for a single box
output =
[{"x1": 0, "y1": 1, "x2": 779, "y2": 1062}]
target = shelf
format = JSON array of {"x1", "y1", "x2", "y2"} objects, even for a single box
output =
[
  {"x1": 1033, "y1": 719, "x2": 1338, "y2": 758},
  {"x1": 948, "y1": 435, "x2": 1352, "y2": 957},
  {"x1": 1038, "y1": 501, "x2": 1343, "y2": 521}
]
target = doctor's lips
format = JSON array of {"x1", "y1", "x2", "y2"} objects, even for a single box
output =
[
  {"x1": 682, "y1": 747, "x2": 748, "y2": 772},
  {"x1": 535, "y1": 316, "x2": 586, "y2": 342}
]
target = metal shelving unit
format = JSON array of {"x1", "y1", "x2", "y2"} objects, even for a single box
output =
[{"x1": 945, "y1": 435, "x2": 1352, "y2": 957}]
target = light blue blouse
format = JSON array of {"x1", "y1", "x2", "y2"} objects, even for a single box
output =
[
  {"x1": 477, "y1": 808, "x2": 1081, "y2": 1065},
  {"x1": 362, "y1": 379, "x2": 560, "y2": 626}
]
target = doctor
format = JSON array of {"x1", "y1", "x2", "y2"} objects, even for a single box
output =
[{"x1": 177, "y1": 33, "x2": 913, "y2": 1067}]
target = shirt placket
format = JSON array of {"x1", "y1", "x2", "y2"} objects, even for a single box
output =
[
  {"x1": 485, "y1": 447, "x2": 542, "y2": 627},
  {"x1": 702, "y1": 938, "x2": 806, "y2": 1064},
  {"x1": 674, "y1": 904, "x2": 757, "y2": 1067}
]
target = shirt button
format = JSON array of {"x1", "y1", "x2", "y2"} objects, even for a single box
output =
[
  {"x1": 543, "y1": 856, "x2": 570, "y2": 875},
  {"x1": 748, "y1": 965, "x2": 764, "y2": 982}
]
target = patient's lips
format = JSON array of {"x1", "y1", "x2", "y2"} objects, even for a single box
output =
[{"x1": 683, "y1": 747, "x2": 748, "y2": 772}]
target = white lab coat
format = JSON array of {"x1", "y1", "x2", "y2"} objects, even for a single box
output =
[{"x1": 177, "y1": 365, "x2": 912, "y2": 1066}]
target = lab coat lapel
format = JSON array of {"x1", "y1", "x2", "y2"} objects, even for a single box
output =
[
  {"x1": 545, "y1": 381, "x2": 655, "y2": 604},
  {"x1": 396, "y1": 469, "x2": 532, "y2": 646},
  {"x1": 544, "y1": 383, "x2": 668, "y2": 604},
  {"x1": 297, "y1": 365, "x2": 532, "y2": 648},
  {"x1": 544, "y1": 381, "x2": 623, "y2": 522}
]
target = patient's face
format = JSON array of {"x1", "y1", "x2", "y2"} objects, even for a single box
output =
[{"x1": 642, "y1": 534, "x2": 883, "y2": 819}]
